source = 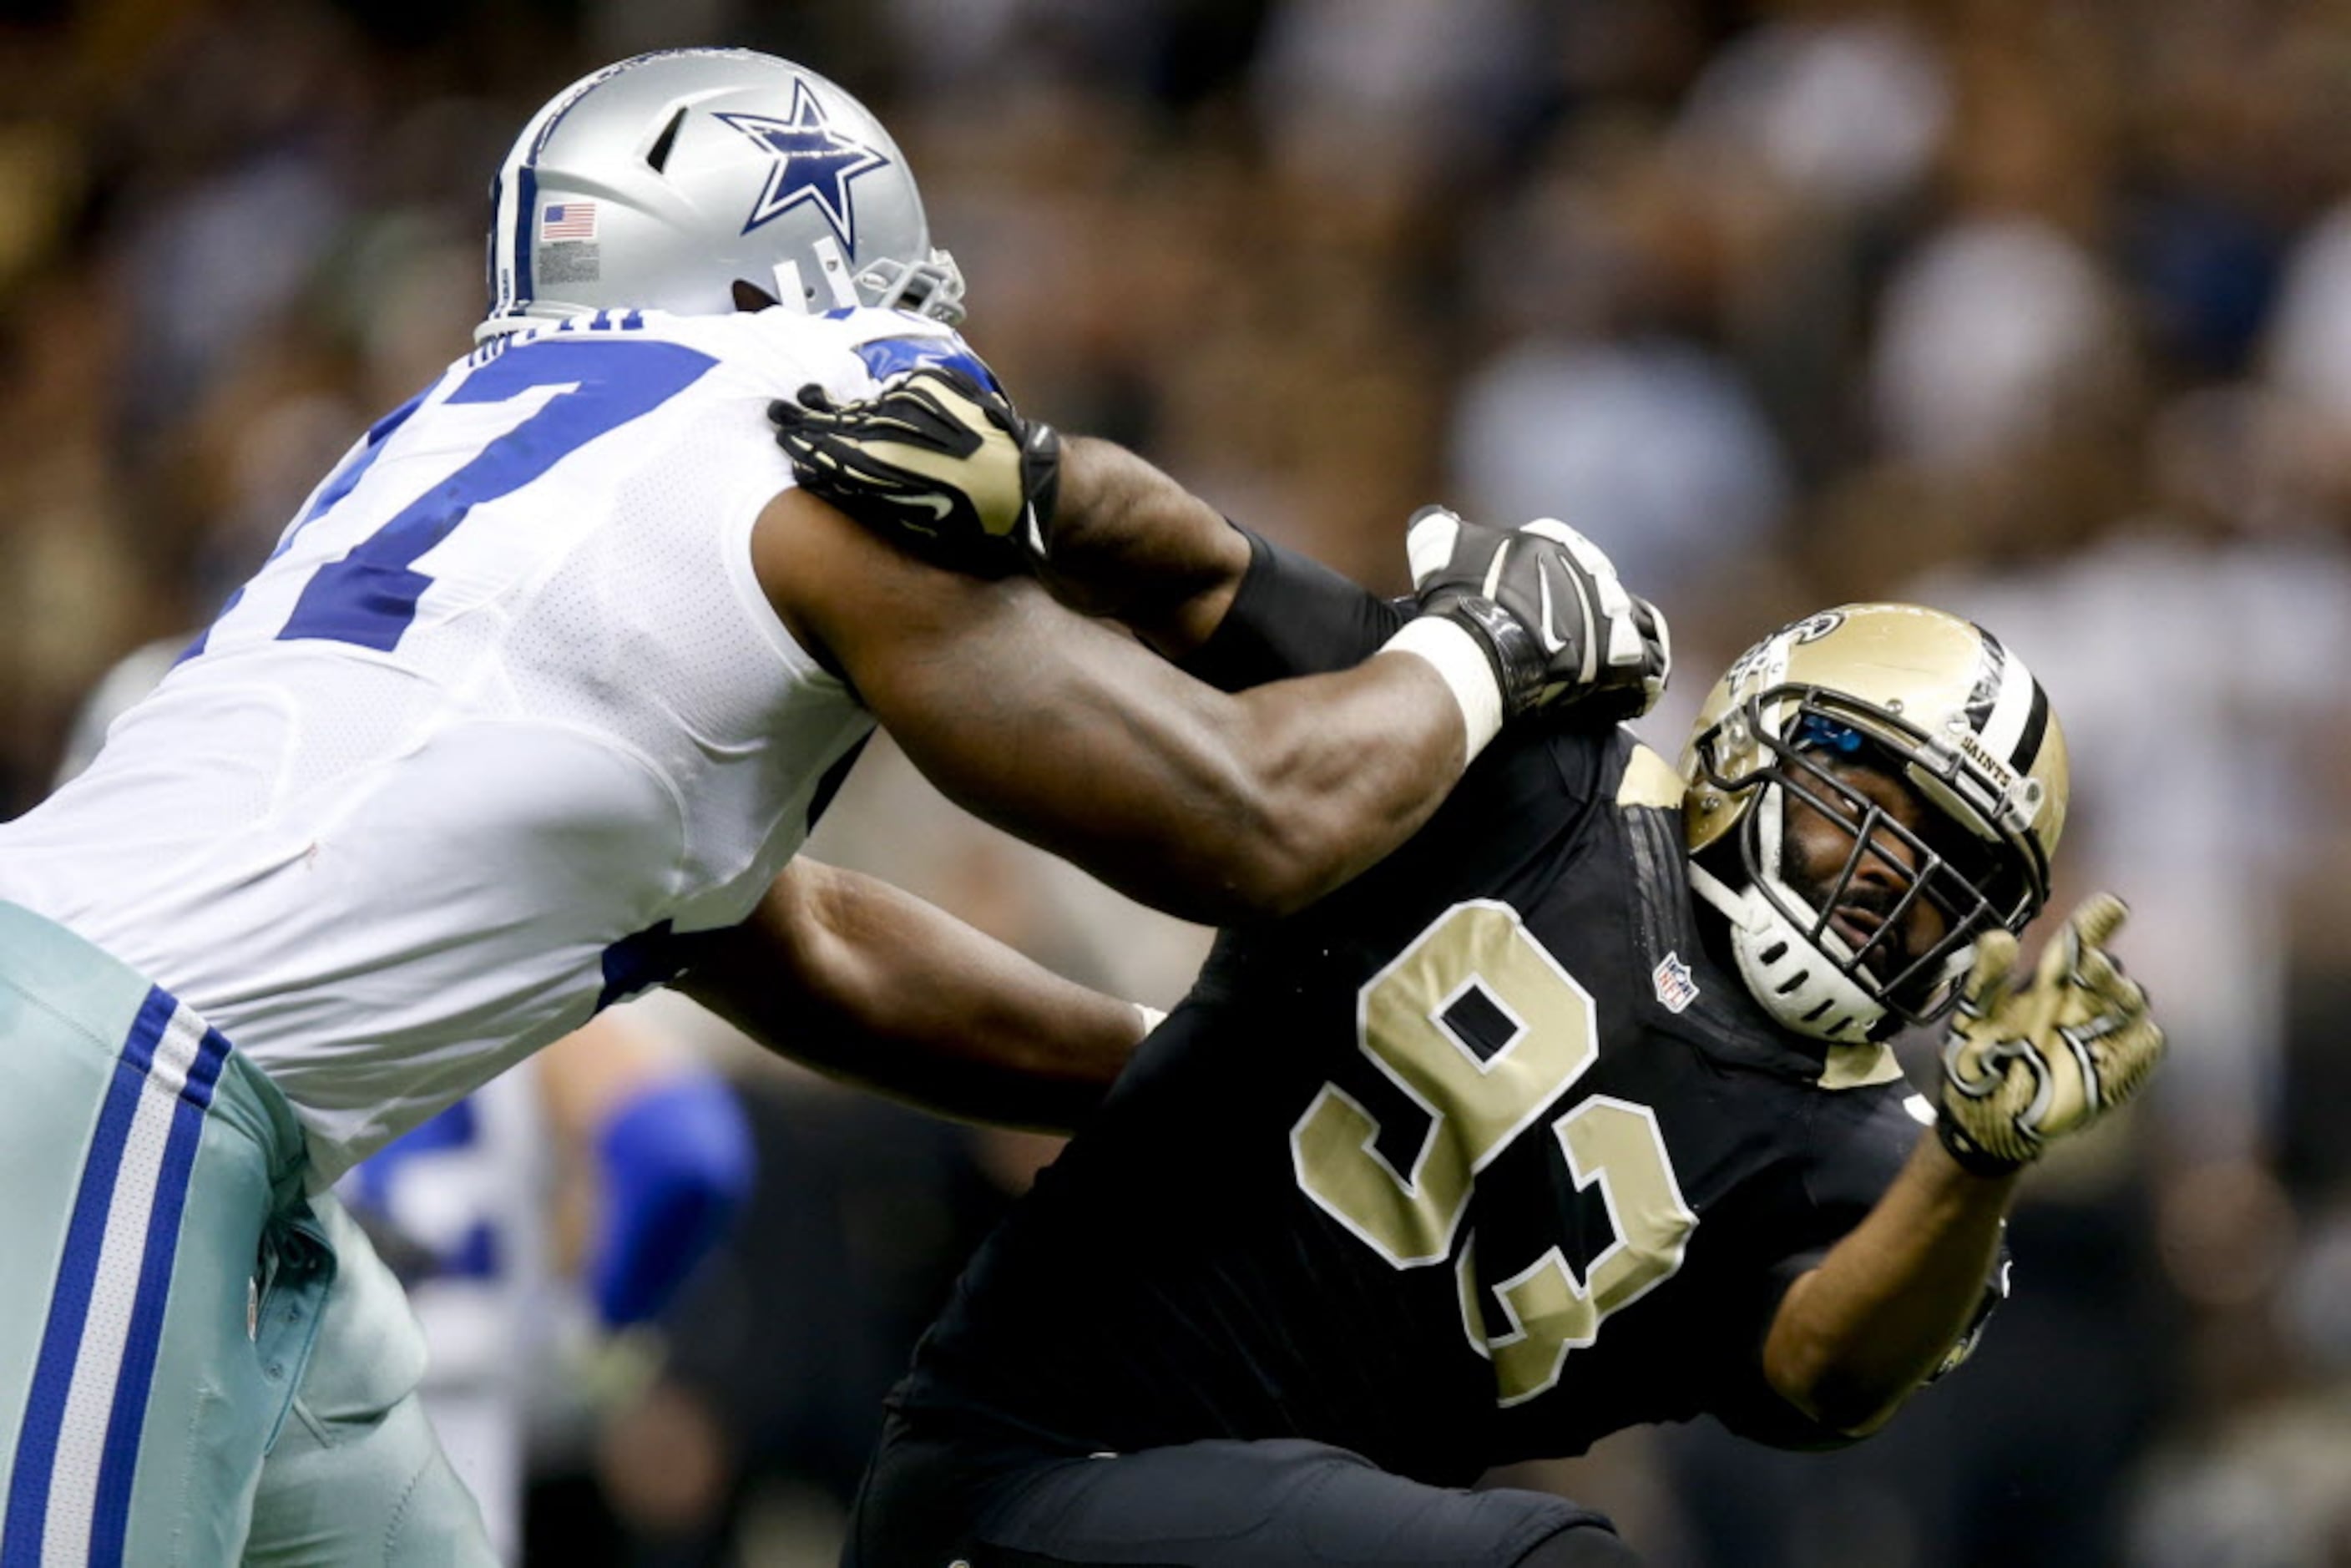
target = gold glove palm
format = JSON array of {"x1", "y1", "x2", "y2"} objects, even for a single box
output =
[{"x1": 1938, "y1": 893, "x2": 2163, "y2": 1172}]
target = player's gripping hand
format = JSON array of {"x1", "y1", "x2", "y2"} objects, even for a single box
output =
[
  {"x1": 769, "y1": 368, "x2": 1060, "y2": 578},
  {"x1": 1406, "y1": 507, "x2": 1671, "y2": 723},
  {"x1": 1936, "y1": 893, "x2": 2164, "y2": 1176}
]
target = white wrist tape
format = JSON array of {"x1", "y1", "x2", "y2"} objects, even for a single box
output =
[
  {"x1": 1380, "y1": 616, "x2": 1504, "y2": 761},
  {"x1": 1134, "y1": 1004, "x2": 1168, "y2": 1037}
]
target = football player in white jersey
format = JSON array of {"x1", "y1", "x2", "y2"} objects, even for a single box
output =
[
  {"x1": 0, "y1": 48, "x2": 1666, "y2": 1565},
  {"x1": 53, "y1": 651, "x2": 751, "y2": 1567}
]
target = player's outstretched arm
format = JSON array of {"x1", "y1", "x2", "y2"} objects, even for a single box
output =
[
  {"x1": 755, "y1": 487, "x2": 1505, "y2": 923},
  {"x1": 773, "y1": 372, "x2": 1670, "y2": 721},
  {"x1": 675, "y1": 858, "x2": 1150, "y2": 1132},
  {"x1": 775, "y1": 369, "x2": 1327, "y2": 664},
  {"x1": 1760, "y1": 1130, "x2": 2017, "y2": 1437},
  {"x1": 1761, "y1": 896, "x2": 2161, "y2": 1435}
]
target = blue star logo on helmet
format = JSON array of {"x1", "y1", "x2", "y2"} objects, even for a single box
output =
[{"x1": 716, "y1": 82, "x2": 890, "y2": 250}]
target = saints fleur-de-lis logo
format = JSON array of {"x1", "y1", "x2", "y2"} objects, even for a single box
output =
[{"x1": 715, "y1": 81, "x2": 890, "y2": 251}]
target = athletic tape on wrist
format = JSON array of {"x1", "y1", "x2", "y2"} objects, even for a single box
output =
[
  {"x1": 1134, "y1": 1004, "x2": 1168, "y2": 1037},
  {"x1": 1381, "y1": 617, "x2": 1505, "y2": 760}
]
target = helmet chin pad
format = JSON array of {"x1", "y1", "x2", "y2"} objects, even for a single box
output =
[{"x1": 1688, "y1": 858, "x2": 1884, "y2": 1041}]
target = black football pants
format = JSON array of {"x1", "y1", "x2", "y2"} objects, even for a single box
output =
[{"x1": 849, "y1": 1415, "x2": 1641, "y2": 1567}]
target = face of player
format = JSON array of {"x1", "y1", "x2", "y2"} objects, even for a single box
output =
[{"x1": 1778, "y1": 757, "x2": 1952, "y2": 984}]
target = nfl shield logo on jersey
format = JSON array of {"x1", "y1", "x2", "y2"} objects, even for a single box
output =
[{"x1": 1652, "y1": 953, "x2": 1700, "y2": 1014}]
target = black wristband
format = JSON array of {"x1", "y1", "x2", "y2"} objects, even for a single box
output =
[
  {"x1": 1935, "y1": 1110, "x2": 2028, "y2": 1179},
  {"x1": 1176, "y1": 526, "x2": 1406, "y2": 692}
]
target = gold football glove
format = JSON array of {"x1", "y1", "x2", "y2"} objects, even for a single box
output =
[
  {"x1": 1937, "y1": 893, "x2": 2163, "y2": 1175},
  {"x1": 770, "y1": 368, "x2": 1059, "y2": 579}
]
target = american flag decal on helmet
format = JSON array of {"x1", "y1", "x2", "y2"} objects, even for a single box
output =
[{"x1": 541, "y1": 201, "x2": 598, "y2": 240}]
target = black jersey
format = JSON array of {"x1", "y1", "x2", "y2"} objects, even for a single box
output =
[{"x1": 892, "y1": 540, "x2": 1936, "y2": 1488}]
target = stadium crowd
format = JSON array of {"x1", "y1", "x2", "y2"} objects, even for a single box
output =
[{"x1": 3, "y1": 0, "x2": 2348, "y2": 1560}]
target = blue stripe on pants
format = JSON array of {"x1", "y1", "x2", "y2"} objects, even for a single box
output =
[
  {"x1": 2, "y1": 988, "x2": 174, "y2": 1567},
  {"x1": 0, "y1": 988, "x2": 224, "y2": 1568},
  {"x1": 88, "y1": 1024, "x2": 231, "y2": 1568}
]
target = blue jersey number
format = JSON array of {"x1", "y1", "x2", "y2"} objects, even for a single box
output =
[{"x1": 278, "y1": 337, "x2": 717, "y2": 652}]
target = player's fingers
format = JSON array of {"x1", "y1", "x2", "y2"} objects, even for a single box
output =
[
  {"x1": 1524, "y1": 518, "x2": 1636, "y2": 623},
  {"x1": 1406, "y1": 505, "x2": 1469, "y2": 589},
  {"x1": 2035, "y1": 919, "x2": 2079, "y2": 996},
  {"x1": 1634, "y1": 594, "x2": 1669, "y2": 655},
  {"x1": 2077, "y1": 949, "x2": 2148, "y2": 1025},
  {"x1": 2036, "y1": 892, "x2": 2124, "y2": 998},
  {"x1": 1637, "y1": 595, "x2": 1671, "y2": 705},
  {"x1": 2071, "y1": 937, "x2": 2122, "y2": 996},
  {"x1": 1959, "y1": 929, "x2": 2019, "y2": 1016},
  {"x1": 2096, "y1": 1018, "x2": 2165, "y2": 1105},
  {"x1": 2068, "y1": 892, "x2": 2129, "y2": 951},
  {"x1": 2118, "y1": 974, "x2": 2151, "y2": 1023},
  {"x1": 898, "y1": 364, "x2": 975, "y2": 398}
]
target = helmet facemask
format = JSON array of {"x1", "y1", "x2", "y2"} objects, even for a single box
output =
[
  {"x1": 854, "y1": 251, "x2": 967, "y2": 325},
  {"x1": 1692, "y1": 690, "x2": 2049, "y2": 1040}
]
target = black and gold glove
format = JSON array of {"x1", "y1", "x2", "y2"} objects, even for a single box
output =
[
  {"x1": 770, "y1": 368, "x2": 1059, "y2": 578},
  {"x1": 1938, "y1": 893, "x2": 2164, "y2": 1176}
]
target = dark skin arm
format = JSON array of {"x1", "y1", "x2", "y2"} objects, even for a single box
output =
[
  {"x1": 1762, "y1": 1136, "x2": 2017, "y2": 1434},
  {"x1": 675, "y1": 857, "x2": 1145, "y2": 1132},
  {"x1": 1024, "y1": 435, "x2": 1252, "y2": 658},
  {"x1": 752, "y1": 486, "x2": 1472, "y2": 925}
]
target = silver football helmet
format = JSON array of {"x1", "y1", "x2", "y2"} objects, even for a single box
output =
[
  {"x1": 478, "y1": 48, "x2": 965, "y2": 339},
  {"x1": 1678, "y1": 604, "x2": 2070, "y2": 1043}
]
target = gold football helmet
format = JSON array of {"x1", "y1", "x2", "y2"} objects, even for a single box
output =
[{"x1": 1678, "y1": 604, "x2": 2069, "y2": 1042}]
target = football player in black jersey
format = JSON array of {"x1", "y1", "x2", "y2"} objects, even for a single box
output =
[{"x1": 771, "y1": 374, "x2": 2163, "y2": 1568}]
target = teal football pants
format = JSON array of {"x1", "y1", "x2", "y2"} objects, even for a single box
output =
[{"x1": 0, "y1": 902, "x2": 493, "y2": 1565}]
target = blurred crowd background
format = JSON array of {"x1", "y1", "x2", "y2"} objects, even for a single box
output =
[{"x1": 6, "y1": 0, "x2": 2351, "y2": 1562}]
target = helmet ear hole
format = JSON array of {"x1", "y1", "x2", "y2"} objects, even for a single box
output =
[
  {"x1": 730, "y1": 279, "x2": 778, "y2": 312},
  {"x1": 645, "y1": 105, "x2": 687, "y2": 172}
]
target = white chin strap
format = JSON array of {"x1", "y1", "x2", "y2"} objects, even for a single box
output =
[{"x1": 1686, "y1": 856, "x2": 1885, "y2": 1044}]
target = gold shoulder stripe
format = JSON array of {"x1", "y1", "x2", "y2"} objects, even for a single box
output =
[
  {"x1": 1820, "y1": 1042, "x2": 1905, "y2": 1090},
  {"x1": 1616, "y1": 744, "x2": 1686, "y2": 810}
]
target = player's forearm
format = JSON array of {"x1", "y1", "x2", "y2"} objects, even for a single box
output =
[
  {"x1": 677, "y1": 860, "x2": 1145, "y2": 1132},
  {"x1": 893, "y1": 623, "x2": 1483, "y2": 924},
  {"x1": 763, "y1": 489, "x2": 1490, "y2": 924},
  {"x1": 1762, "y1": 1135, "x2": 2017, "y2": 1434},
  {"x1": 1049, "y1": 444, "x2": 1411, "y2": 691},
  {"x1": 1036, "y1": 435, "x2": 1251, "y2": 657},
  {"x1": 1185, "y1": 648, "x2": 1479, "y2": 913}
]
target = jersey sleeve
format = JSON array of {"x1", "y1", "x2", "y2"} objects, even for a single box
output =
[
  {"x1": 1701, "y1": 1085, "x2": 1957, "y2": 1450},
  {"x1": 1176, "y1": 528, "x2": 1408, "y2": 690}
]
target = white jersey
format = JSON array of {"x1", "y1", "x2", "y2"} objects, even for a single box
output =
[{"x1": 0, "y1": 306, "x2": 980, "y2": 1181}]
